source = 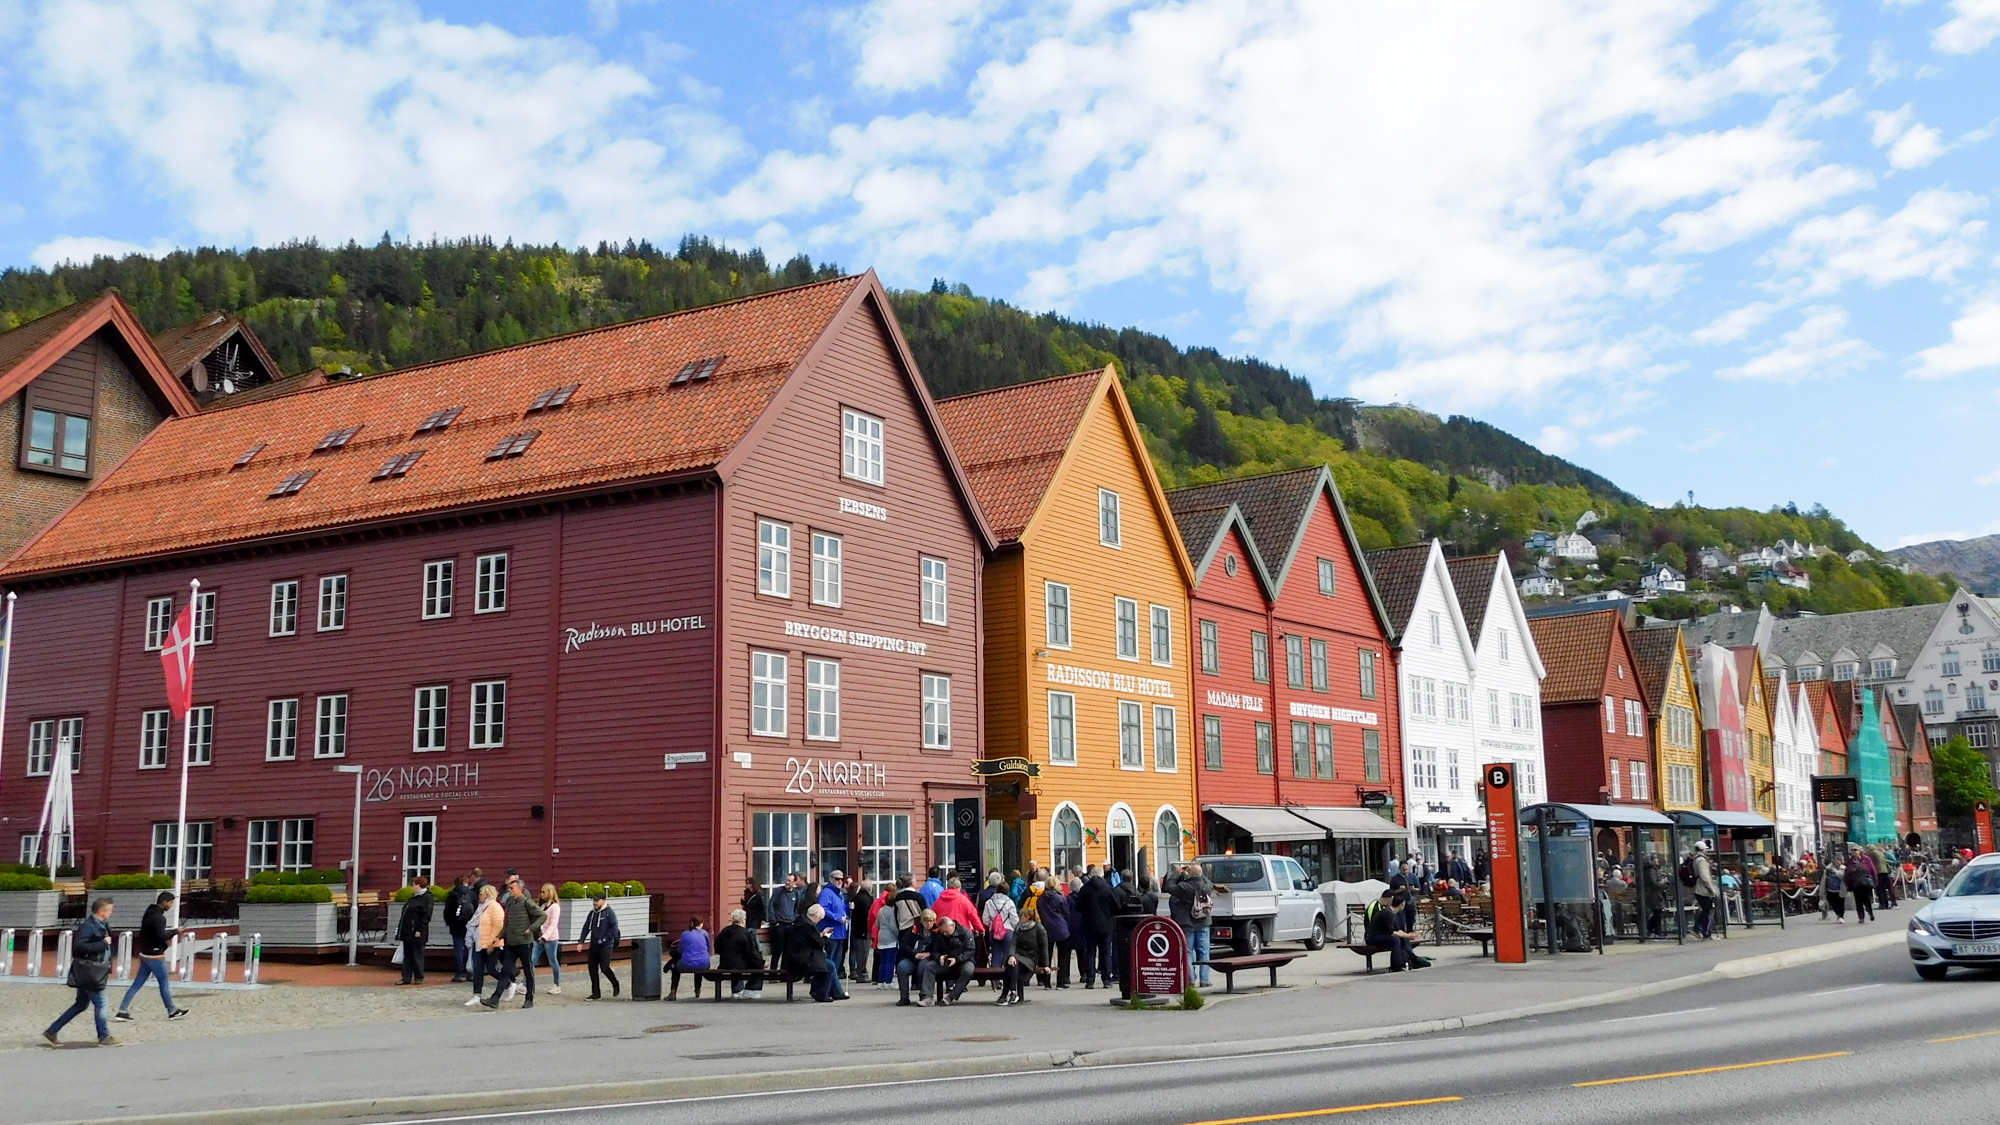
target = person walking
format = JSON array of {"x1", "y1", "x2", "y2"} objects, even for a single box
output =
[
  {"x1": 114, "y1": 891, "x2": 189, "y2": 1022},
  {"x1": 1164, "y1": 862, "x2": 1218, "y2": 989},
  {"x1": 1014, "y1": 905, "x2": 1052, "y2": 991},
  {"x1": 467, "y1": 884, "x2": 505, "y2": 1006},
  {"x1": 486, "y1": 875, "x2": 544, "y2": 1009},
  {"x1": 445, "y1": 874, "x2": 476, "y2": 982},
  {"x1": 530, "y1": 883, "x2": 564, "y2": 995},
  {"x1": 714, "y1": 909, "x2": 764, "y2": 999},
  {"x1": 981, "y1": 885, "x2": 1022, "y2": 1005},
  {"x1": 870, "y1": 881, "x2": 900, "y2": 987},
  {"x1": 580, "y1": 891, "x2": 622, "y2": 999},
  {"x1": 1076, "y1": 866, "x2": 1118, "y2": 989},
  {"x1": 815, "y1": 871, "x2": 851, "y2": 1000},
  {"x1": 1821, "y1": 856, "x2": 1847, "y2": 922},
  {"x1": 396, "y1": 877, "x2": 434, "y2": 986},
  {"x1": 667, "y1": 916, "x2": 712, "y2": 1000},
  {"x1": 1040, "y1": 876, "x2": 1075, "y2": 988},
  {"x1": 1848, "y1": 847, "x2": 1877, "y2": 923},
  {"x1": 1692, "y1": 844, "x2": 1719, "y2": 940},
  {"x1": 45, "y1": 897, "x2": 117, "y2": 1047}
]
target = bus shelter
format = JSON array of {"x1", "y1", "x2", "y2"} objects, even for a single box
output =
[
  {"x1": 1668, "y1": 810, "x2": 1782, "y2": 934},
  {"x1": 1518, "y1": 803, "x2": 1680, "y2": 954}
]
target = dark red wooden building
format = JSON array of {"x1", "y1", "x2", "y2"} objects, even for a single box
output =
[
  {"x1": 0, "y1": 274, "x2": 992, "y2": 925},
  {"x1": 1527, "y1": 607, "x2": 1654, "y2": 809}
]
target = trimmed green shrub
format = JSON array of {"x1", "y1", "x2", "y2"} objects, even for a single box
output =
[
  {"x1": 391, "y1": 884, "x2": 447, "y2": 902},
  {"x1": 583, "y1": 882, "x2": 606, "y2": 900},
  {"x1": 622, "y1": 880, "x2": 645, "y2": 896},
  {"x1": 275, "y1": 871, "x2": 301, "y2": 885},
  {"x1": 558, "y1": 881, "x2": 588, "y2": 899},
  {"x1": 316, "y1": 868, "x2": 348, "y2": 885},
  {"x1": 91, "y1": 874, "x2": 173, "y2": 890},
  {"x1": 250, "y1": 872, "x2": 282, "y2": 886},
  {"x1": 243, "y1": 883, "x2": 334, "y2": 904},
  {"x1": 0, "y1": 873, "x2": 55, "y2": 891}
]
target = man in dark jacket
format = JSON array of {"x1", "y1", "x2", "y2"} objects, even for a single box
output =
[
  {"x1": 1164, "y1": 862, "x2": 1218, "y2": 988},
  {"x1": 783, "y1": 904, "x2": 834, "y2": 1001},
  {"x1": 115, "y1": 891, "x2": 187, "y2": 1022},
  {"x1": 895, "y1": 908, "x2": 937, "y2": 1006},
  {"x1": 769, "y1": 872, "x2": 801, "y2": 975},
  {"x1": 484, "y1": 875, "x2": 546, "y2": 1009},
  {"x1": 397, "y1": 876, "x2": 434, "y2": 984},
  {"x1": 846, "y1": 877, "x2": 874, "y2": 981},
  {"x1": 1075, "y1": 867, "x2": 1118, "y2": 988},
  {"x1": 445, "y1": 874, "x2": 476, "y2": 981},
  {"x1": 714, "y1": 908, "x2": 763, "y2": 998},
  {"x1": 46, "y1": 898, "x2": 117, "y2": 1046},
  {"x1": 580, "y1": 892, "x2": 623, "y2": 999},
  {"x1": 1365, "y1": 889, "x2": 1428, "y2": 972},
  {"x1": 923, "y1": 916, "x2": 974, "y2": 1005},
  {"x1": 1039, "y1": 881, "x2": 1075, "y2": 988}
]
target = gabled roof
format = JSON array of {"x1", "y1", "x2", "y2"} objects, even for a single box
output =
[
  {"x1": 1445, "y1": 554, "x2": 1498, "y2": 638},
  {"x1": 0, "y1": 290, "x2": 198, "y2": 418},
  {"x1": 1628, "y1": 623, "x2": 1683, "y2": 712},
  {"x1": 1681, "y1": 604, "x2": 1775, "y2": 652},
  {"x1": 152, "y1": 312, "x2": 284, "y2": 398},
  {"x1": 3, "y1": 275, "x2": 985, "y2": 580},
  {"x1": 1363, "y1": 543, "x2": 1430, "y2": 633},
  {"x1": 1765, "y1": 603, "x2": 1944, "y2": 674},
  {"x1": 1167, "y1": 496, "x2": 1276, "y2": 595},
  {"x1": 1528, "y1": 608, "x2": 1622, "y2": 704},
  {"x1": 934, "y1": 369, "x2": 1102, "y2": 543},
  {"x1": 200, "y1": 368, "x2": 332, "y2": 411},
  {"x1": 1166, "y1": 464, "x2": 1397, "y2": 640}
]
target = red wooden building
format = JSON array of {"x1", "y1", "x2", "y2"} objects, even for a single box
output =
[
  {"x1": 1527, "y1": 608, "x2": 1654, "y2": 808},
  {"x1": 1167, "y1": 467, "x2": 1405, "y2": 883},
  {"x1": 0, "y1": 274, "x2": 992, "y2": 925}
]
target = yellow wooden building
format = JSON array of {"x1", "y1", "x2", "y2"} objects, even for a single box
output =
[
  {"x1": 1735, "y1": 648, "x2": 1776, "y2": 819},
  {"x1": 1632, "y1": 625, "x2": 1704, "y2": 811},
  {"x1": 937, "y1": 366, "x2": 1198, "y2": 878}
]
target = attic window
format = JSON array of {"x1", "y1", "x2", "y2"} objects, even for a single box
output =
[
  {"x1": 268, "y1": 470, "x2": 316, "y2": 498},
  {"x1": 314, "y1": 426, "x2": 362, "y2": 453},
  {"x1": 486, "y1": 431, "x2": 540, "y2": 460},
  {"x1": 671, "y1": 356, "x2": 725, "y2": 385},
  {"x1": 374, "y1": 450, "x2": 425, "y2": 480},
  {"x1": 415, "y1": 407, "x2": 464, "y2": 435},
  {"x1": 526, "y1": 385, "x2": 579, "y2": 414},
  {"x1": 232, "y1": 444, "x2": 266, "y2": 469}
]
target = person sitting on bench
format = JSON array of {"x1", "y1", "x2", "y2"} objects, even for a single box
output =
[{"x1": 1366, "y1": 889, "x2": 1429, "y2": 972}]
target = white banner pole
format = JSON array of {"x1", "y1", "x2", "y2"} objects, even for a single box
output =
[
  {"x1": 171, "y1": 578, "x2": 200, "y2": 934},
  {"x1": 0, "y1": 591, "x2": 15, "y2": 798}
]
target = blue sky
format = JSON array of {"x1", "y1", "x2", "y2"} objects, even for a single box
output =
[{"x1": 1, "y1": 0, "x2": 1997, "y2": 549}]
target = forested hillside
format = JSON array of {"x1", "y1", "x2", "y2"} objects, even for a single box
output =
[{"x1": 0, "y1": 237, "x2": 1947, "y2": 614}]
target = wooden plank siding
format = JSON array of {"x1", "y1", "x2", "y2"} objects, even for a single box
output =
[
  {"x1": 1189, "y1": 525, "x2": 1280, "y2": 811},
  {"x1": 1739, "y1": 650, "x2": 1776, "y2": 820},
  {"x1": 3, "y1": 331, "x2": 166, "y2": 557},
  {"x1": 1655, "y1": 638, "x2": 1705, "y2": 812}
]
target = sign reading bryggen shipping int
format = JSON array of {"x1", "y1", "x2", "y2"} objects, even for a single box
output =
[
  {"x1": 784, "y1": 620, "x2": 929, "y2": 657},
  {"x1": 1046, "y1": 662, "x2": 1174, "y2": 698}
]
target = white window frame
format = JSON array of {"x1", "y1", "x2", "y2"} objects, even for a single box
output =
[
  {"x1": 811, "y1": 533, "x2": 843, "y2": 607},
  {"x1": 1150, "y1": 604, "x2": 1173, "y2": 666},
  {"x1": 403, "y1": 816, "x2": 437, "y2": 886},
  {"x1": 140, "y1": 709, "x2": 171, "y2": 769},
  {"x1": 471, "y1": 680, "x2": 507, "y2": 749},
  {"x1": 1098, "y1": 489, "x2": 1121, "y2": 548},
  {"x1": 192, "y1": 589, "x2": 217, "y2": 645},
  {"x1": 1048, "y1": 691, "x2": 1077, "y2": 765},
  {"x1": 150, "y1": 821, "x2": 213, "y2": 879},
  {"x1": 187, "y1": 706, "x2": 214, "y2": 766},
  {"x1": 144, "y1": 596, "x2": 174, "y2": 651},
  {"x1": 315, "y1": 694, "x2": 349, "y2": 758},
  {"x1": 317, "y1": 575, "x2": 348, "y2": 631},
  {"x1": 246, "y1": 819, "x2": 281, "y2": 875},
  {"x1": 269, "y1": 580, "x2": 299, "y2": 636},
  {"x1": 422, "y1": 560, "x2": 455, "y2": 619},
  {"x1": 1605, "y1": 695, "x2": 1617, "y2": 733},
  {"x1": 752, "y1": 651, "x2": 789, "y2": 737},
  {"x1": 1115, "y1": 597, "x2": 1140, "y2": 661},
  {"x1": 1119, "y1": 700, "x2": 1145, "y2": 770},
  {"x1": 413, "y1": 686, "x2": 449, "y2": 752},
  {"x1": 1046, "y1": 583, "x2": 1072, "y2": 648},
  {"x1": 265, "y1": 699, "x2": 298, "y2": 762},
  {"x1": 922, "y1": 674, "x2": 951, "y2": 749},
  {"x1": 1625, "y1": 698, "x2": 1643, "y2": 737},
  {"x1": 475, "y1": 552, "x2": 509, "y2": 614},
  {"x1": 1429, "y1": 611, "x2": 1441, "y2": 647},
  {"x1": 841, "y1": 408, "x2": 885, "y2": 486},
  {"x1": 1153, "y1": 704, "x2": 1178, "y2": 771},
  {"x1": 920, "y1": 557, "x2": 948, "y2": 626},
  {"x1": 806, "y1": 658, "x2": 840, "y2": 741},
  {"x1": 1631, "y1": 760, "x2": 1649, "y2": 802},
  {"x1": 757, "y1": 520, "x2": 792, "y2": 598}
]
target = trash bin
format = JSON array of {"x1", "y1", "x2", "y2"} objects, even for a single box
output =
[
  {"x1": 628, "y1": 934, "x2": 662, "y2": 1000},
  {"x1": 1112, "y1": 913, "x2": 1146, "y2": 1000}
]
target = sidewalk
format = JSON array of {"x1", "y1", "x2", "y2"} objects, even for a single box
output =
[{"x1": 0, "y1": 914, "x2": 1909, "y2": 1125}]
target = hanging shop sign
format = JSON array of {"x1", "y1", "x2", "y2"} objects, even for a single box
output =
[
  {"x1": 1046, "y1": 662, "x2": 1174, "y2": 698},
  {"x1": 972, "y1": 757, "x2": 1041, "y2": 777},
  {"x1": 563, "y1": 615, "x2": 707, "y2": 653}
]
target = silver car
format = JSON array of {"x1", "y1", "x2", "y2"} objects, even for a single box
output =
[{"x1": 1908, "y1": 853, "x2": 2000, "y2": 980}]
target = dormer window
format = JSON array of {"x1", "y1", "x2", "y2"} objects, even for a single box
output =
[
  {"x1": 525, "y1": 385, "x2": 578, "y2": 414},
  {"x1": 232, "y1": 444, "x2": 266, "y2": 469},
  {"x1": 486, "y1": 431, "x2": 539, "y2": 460},
  {"x1": 374, "y1": 450, "x2": 425, "y2": 480},
  {"x1": 313, "y1": 426, "x2": 362, "y2": 453},
  {"x1": 21, "y1": 407, "x2": 91, "y2": 476},
  {"x1": 414, "y1": 407, "x2": 464, "y2": 435},
  {"x1": 268, "y1": 470, "x2": 316, "y2": 498},
  {"x1": 671, "y1": 356, "x2": 725, "y2": 385}
]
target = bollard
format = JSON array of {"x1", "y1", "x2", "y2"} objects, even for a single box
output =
[
  {"x1": 53, "y1": 929, "x2": 73, "y2": 979},
  {"x1": 177, "y1": 932, "x2": 199, "y2": 981},
  {"x1": 244, "y1": 934, "x2": 261, "y2": 985},
  {"x1": 116, "y1": 930, "x2": 135, "y2": 981},
  {"x1": 25, "y1": 930, "x2": 45, "y2": 978},
  {"x1": 210, "y1": 933, "x2": 230, "y2": 983},
  {"x1": 0, "y1": 929, "x2": 14, "y2": 977}
]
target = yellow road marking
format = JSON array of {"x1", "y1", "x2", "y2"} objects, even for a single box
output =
[
  {"x1": 1931, "y1": 1030, "x2": 2000, "y2": 1043},
  {"x1": 1177, "y1": 1097, "x2": 1465, "y2": 1124},
  {"x1": 1574, "y1": 1051, "x2": 1850, "y2": 1087}
]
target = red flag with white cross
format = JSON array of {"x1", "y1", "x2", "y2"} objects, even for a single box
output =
[{"x1": 160, "y1": 601, "x2": 197, "y2": 721}]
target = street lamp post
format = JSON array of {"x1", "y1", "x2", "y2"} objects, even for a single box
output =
[{"x1": 335, "y1": 765, "x2": 363, "y2": 967}]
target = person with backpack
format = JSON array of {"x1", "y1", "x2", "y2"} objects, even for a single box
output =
[
  {"x1": 1687, "y1": 844, "x2": 1719, "y2": 940},
  {"x1": 1164, "y1": 862, "x2": 1218, "y2": 988},
  {"x1": 981, "y1": 884, "x2": 1022, "y2": 1005},
  {"x1": 46, "y1": 897, "x2": 117, "y2": 1047}
]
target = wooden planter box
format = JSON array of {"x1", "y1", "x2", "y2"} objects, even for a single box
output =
[
  {"x1": 0, "y1": 890, "x2": 62, "y2": 929},
  {"x1": 97, "y1": 889, "x2": 173, "y2": 930},
  {"x1": 388, "y1": 897, "x2": 457, "y2": 949},
  {"x1": 557, "y1": 896, "x2": 649, "y2": 942},
  {"x1": 239, "y1": 902, "x2": 339, "y2": 946}
]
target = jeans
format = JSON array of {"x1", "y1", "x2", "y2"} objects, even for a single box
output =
[
  {"x1": 450, "y1": 929, "x2": 469, "y2": 977},
  {"x1": 668, "y1": 962, "x2": 706, "y2": 998},
  {"x1": 1381, "y1": 933, "x2": 1418, "y2": 970},
  {"x1": 532, "y1": 939, "x2": 562, "y2": 985},
  {"x1": 896, "y1": 957, "x2": 922, "y2": 1002},
  {"x1": 48, "y1": 987, "x2": 108, "y2": 1040},
  {"x1": 1695, "y1": 895, "x2": 1716, "y2": 939},
  {"x1": 921, "y1": 958, "x2": 973, "y2": 1001},
  {"x1": 588, "y1": 947, "x2": 621, "y2": 998},
  {"x1": 875, "y1": 946, "x2": 898, "y2": 983},
  {"x1": 1187, "y1": 925, "x2": 1213, "y2": 987},
  {"x1": 120, "y1": 955, "x2": 176, "y2": 1013},
  {"x1": 810, "y1": 969, "x2": 836, "y2": 1001},
  {"x1": 824, "y1": 939, "x2": 849, "y2": 998},
  {"x1": 470, "y1": 947, "x2": 493, "y2": 995},
  {"x1": 1080, "y1": 931, "x2": 1114, "y2": 984}
]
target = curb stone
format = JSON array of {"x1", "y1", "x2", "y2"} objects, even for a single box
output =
[{"x1": 32, "y1": 932, "x2": 1902, "y2": 1125}]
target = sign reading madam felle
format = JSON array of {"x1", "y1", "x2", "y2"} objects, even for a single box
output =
[{"x1": 563, "y1": 615, "x2": 707, "y2": 653}]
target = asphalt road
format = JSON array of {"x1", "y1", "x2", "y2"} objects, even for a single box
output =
[{"x1": 367, "y1": 944, "x2": 2000, "y2": 1125}]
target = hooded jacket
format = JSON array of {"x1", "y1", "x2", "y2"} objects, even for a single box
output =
[
  {"x1": 1038, "y1": 887, "x2": 1073, "y2": 944},
  {"x1": 715, "y1": 923, "x2": 763, "y2": 970},
  {"x1": 932, "y1": 887, "x2": 985, "y2": 935},
  {"x1": 581, "y1": 904, "x2": 622, "y2": 950},
  {"x1": 816, "y1": 884, "x2": 851, "y2": 941}
]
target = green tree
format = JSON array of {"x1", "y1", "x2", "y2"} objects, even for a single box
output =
[{"x1": 1933, "y1": 735, "x2": 1998, "y2": 820}]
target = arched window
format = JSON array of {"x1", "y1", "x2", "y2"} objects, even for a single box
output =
[
  {"x1": 1052, "y1": 805, "x2": 1084, "y2": 875},
  {"x1": 1155, "y1": 808, "x2": 1184, "y2": 867}
]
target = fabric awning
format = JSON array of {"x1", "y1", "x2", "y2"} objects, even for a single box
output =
[
  {"x1": 1520, "y1": 802, "x2": 1675, "y2": 828},
  {"x1": 1206, "y1": 804, "x2": 1407, "y2": 841},
  {"x1": 1669, "y1": 810, "x2": 1777, "y2": 834}
]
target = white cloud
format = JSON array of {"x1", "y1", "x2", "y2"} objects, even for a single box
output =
[
  {"x1": 1934, "y1": 0, "x2": 2000, "y2": 53},
  {"x1": 846, "y1": 0, "x2": 995, "y2": 93},
  {"x1": 1690, "y1": 301, "x2": 1779, "y2": 344},
  {"x1": 1974, "y1": 465, "x2": 2000, "y2": 486},
  {"x1": 1774, "y1": 188, "x2": 1986, "y2": 294},
  {"x1": 1677, "y1": 430, "x2": 1726, "y2": 452},
  {"x1": 1866, "y1": 104, "x2": 1950, "y2": 169},
  {"x1": 1717, "y1": 306, "x2": 1880, "y2": 380},
  {"x1": 1537, "y1": 425, "x2": 1579, "y2": 455},
  {"x1": 29, "y1": 235, "x2": 178, "y2": 267},
  {"x1": 1589, "y1": 425, "x2": 1645, "y2": 449},
  {"x1": 1910, "y1": 297, "x2": 2000, "y2": 377}
]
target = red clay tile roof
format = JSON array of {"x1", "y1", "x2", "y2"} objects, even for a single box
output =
[
  {"x1": 934, "y1": 369, "x2": 1104, "y2": 543},
  {"x1": 2, "y1": 277, "x2": 864, "y2": 578},
  {"x1": 1628, "y1": 624, "x2": 1682, "y2": 712},
  {"x1": 201, "y1": 368, "x2": 331, "y2": 411},
  {"x1": 1528, "y1": 609, "x2": 1620, "y2": 704},
  {"x1": 0, "y1": 293, "x2": 109, "y2": 380},
  {"x1": 153, "y1": 313, "x2": 237, "y2": 377},
  {"x1": 1364, "y1": 544, "x2": 1431, "y2": 633},
  {"x1": 0, "y1": 290, "x2": 198, "y2": 420}
]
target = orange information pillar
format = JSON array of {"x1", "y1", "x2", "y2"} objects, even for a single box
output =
[
  {"x1": 1483, "y1": 762, "x2": 1526, "y2": 964},
  {"x1": 1976, "y1": 801, "x2": 1994, "y2": 856}
]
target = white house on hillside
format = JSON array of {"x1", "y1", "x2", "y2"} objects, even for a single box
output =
[
  {"x1": 1893, "y1": 590, "x2": 2000, "y2": 762},
  {"x1": 1554, "y1": 531, "x2": 1597, "y2": 561},
  {"x1": 1640, "y1": 564, "x2": 1687, "y2": 595},
  {"x1": 1520, "y1": 572, "x2": 1562, "y2": 598}
]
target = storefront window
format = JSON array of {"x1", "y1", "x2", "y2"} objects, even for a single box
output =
[
  {"x1": 1156, "y1": 809, "x2": 1184, "y2": 866},
  {"x1": 860, "y1": 813, "x2": 911, "y2": 883},
  {"x1": 754, "y1": 811, "x2": 811, "y2": 896}
]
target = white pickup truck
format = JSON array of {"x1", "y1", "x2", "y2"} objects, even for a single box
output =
[{"x1": 1195, "y1": 853, "x2": 1330, "y2": 954}]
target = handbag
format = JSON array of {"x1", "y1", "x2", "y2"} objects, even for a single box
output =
[
  {"x1": 68, "y1": 954, "x2": 110, "y2": 992},
  {"x1": 390, "y1": 943, "x2": 406, "y2": 966}
]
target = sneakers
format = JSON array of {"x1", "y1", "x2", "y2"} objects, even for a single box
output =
[
  {"x1": 549, "y1": 984, "x2": 562, "y2": 995},
  {"x1": 522, "y1": 998, "x2": 534, "y2": 1010},
  {"x1": 994, "y1": 992, "x2": 1010, "y2": 1005},
  {"x1": 505, "y1": 982, "x2": 522, "y2": 1000},
  {"x1": 916, "y1": 995, "x2": 933, "y2": 1007},
  {"x1": 97, "y1": 1037, "x2": 122, "y2": 1047},
  {"x1": 464, "y1": 995, "x2": 485, "y2": 1007},
  {"x1": 480, "y1": 996, "x2": 500, "y2": 1010},
  {"x1": 168, "y1": 1008, "x2": 190, "y2": 1020},
  {"x1": 41, "y1": 1031, "x2": 58, "y2": 1047},
  {"x1": 113, "y1": 1011, "x2": 135, "y2": 1023},
  {"x1": 896, "y1": 998, "x2": 912, "y2": 1007}
]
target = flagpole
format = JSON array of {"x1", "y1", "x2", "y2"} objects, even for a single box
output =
[
  {"x1": 0, "y1": 591, "x2": 14, "y2": 799},
  {"x1": 171, "y1": 578, "x2": 199, "y2": 933}
]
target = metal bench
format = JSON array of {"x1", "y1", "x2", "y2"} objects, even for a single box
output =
[
  {"x1": 1341, "y1": 943, "x2": 1393, "y2": 972},
  {"x1": 1197, "y1": 951, "x2": 1306, "y2": 993}
]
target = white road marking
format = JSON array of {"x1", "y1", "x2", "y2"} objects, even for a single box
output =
[
  {"x1": 1811, "y1": 984, "x2": 1884, "y2": 997},
  {"x1": 1598, "y1": 1007, "x2": 1716, "y2": 1024}
]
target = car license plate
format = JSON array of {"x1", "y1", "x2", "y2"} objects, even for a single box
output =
[{"x1": 1953, "y1": 942, "x2": 2000, "y2": 956}]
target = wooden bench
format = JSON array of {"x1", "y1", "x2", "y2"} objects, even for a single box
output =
[
  {"x1": 1197, "y1": 951, "x2": 1305, "y2": 993},
  {"x1": 694, "y1": 968, "x2": 796, "y2": 1001},
  {"x1": 1341, "y1": 943, "x2": 1393, "y2": 972}
]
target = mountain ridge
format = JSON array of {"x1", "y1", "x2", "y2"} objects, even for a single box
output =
[{"x1": 1889, "y1": 534, "x2": 2000, "y2": 596}]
